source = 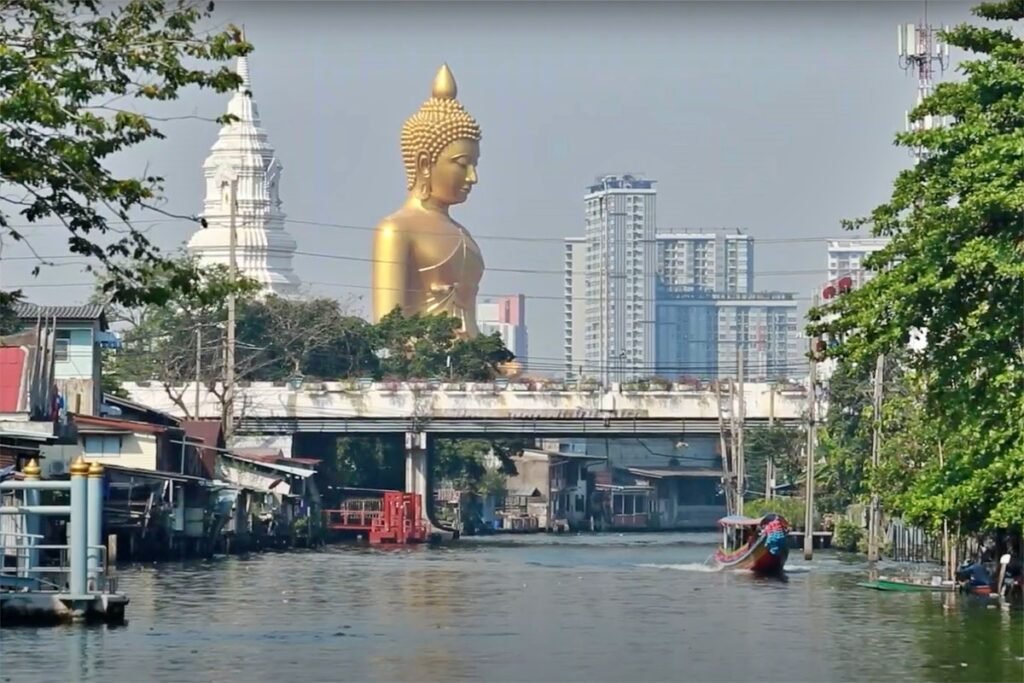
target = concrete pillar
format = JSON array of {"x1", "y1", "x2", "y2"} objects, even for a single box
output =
[
  {"x1": 69, "y1": 456, "x2": 89, "y2": 595},
  {"x1": 404, "y1": 431, "x2": 428, "y2": 505},
  {"x1": 21, "y1": 459, "x2": 42, "y2": 577},
  {"x1": 87, "y1": 461, "x2": 104, "y2": 585}
]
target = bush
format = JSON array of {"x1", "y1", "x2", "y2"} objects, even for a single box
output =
[
  {"x1": 833, "y1": 518, "x2": 864, "y2": 552},
  {"x1": 745, "y1": 497, "x2": 805, "y2": 529}
]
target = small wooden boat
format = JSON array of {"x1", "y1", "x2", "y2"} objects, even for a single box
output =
[
  {"x1": 857, "y1": 578, "x2": 994, "y2": 596},
  {"x1": 857, "y1": 579, "x2": 951, "y2": 592},
  {"x1": 712, "y1": 513, "x2": 790, "y2": 575}
]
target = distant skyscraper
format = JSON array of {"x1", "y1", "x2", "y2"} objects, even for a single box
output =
[
  {"x1": 563, "y1": 237, "x2": 587, "y2": 379},
  {"x1": 656, "y1": 231, "x2": 753, "y2": 294},
  {"x1": 582, "y1": 174, "x2": 657, "y2": 384},
  {"x1": 826, "y1": 238, "x2": 889, "y2": 289},
  {"x1": 478, "y1": 295, "x2": 528, "y2": 367},
  {"x1": 187, "y1": 51, "x2": 300, "y2": 295}
]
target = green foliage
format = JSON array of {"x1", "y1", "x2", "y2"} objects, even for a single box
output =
[
  {"x1": 808, "y1": 0, "x2": 1024, "y2": 533},
  {"x1": 433, "y1": 438, "x2": 523, "y2": 493},
  {"x1": 374, "y1": 307, "x2": 514, "y2": 381},
  {"x1": 327, "y1": 436, "x2": 404, "y2": 495},
  {"x1": 0, "y1": 290, "x2": 23, "y2": 335},
  {"x1": 832, "y1": 518, "x2": 865, "y2": 552},
  {"x1": 110, "y1": 293, "x2": 517, "y2": 404},
  {"x1": 1, "y1": 1, "x2": 250, "y2": 306},
  {"x1": 744, "y1": 497, "x2": 805, "y2": 529},
  {"x1": 743, "y1": 423, "x2": 804, "y2": 498}
]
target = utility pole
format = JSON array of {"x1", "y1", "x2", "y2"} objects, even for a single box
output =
[
  {"x1": 715, "y1": 380, "x2": 735, "y2": 515},
  {"x1": 804, "y1": 294, "x2": 819, "y2": 561},
  {"x1": 736, "y1": 343, "x2": 745, "y2": 516},
  {"x1": 224, "y1": 178, "x2": 239, "y2": 442},
  {"x1": 766, "y1": 383, "x2": 775, "y2": 500},
  {"x1": 194, "y1": 326, "x2": 202, "y2": 418},
  {"x1": 868, "y1": 353, "x2": 885, "y2": 562}
]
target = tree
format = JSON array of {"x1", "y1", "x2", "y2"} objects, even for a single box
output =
[
  {"x1": 743, "y1": 424, "x2": 804, "y2": 500},
  {"x1": 373, "y1": 308, "x2": 514, "y2": 381},
  {"x1": 814, "y1": 355, "x2": 905, "y2": 514},
  {"x1": 809, "y1": 0, "x2": 1024, "y2": 531},
  {"x1": 1, "y1": 0, "x2": 250, "y2": 306}
]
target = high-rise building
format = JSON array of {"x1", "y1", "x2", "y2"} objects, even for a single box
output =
[
  {"x1": 826, "y1": 238, "x2": 889, "y2": 289},
  {"x1": 563, "y1": 238, "x2": 587, "y2": 379},
  {"x1": 187, "y1": 51, "x2": 300, "y2": 295},
  {"x1": 582, "y1": 174, "x2": 657, "y2": 384},
  {"x1": 654, "y1": 286, "x2": 797, "y2": 381},
  {"x1": 656, "y1": 231, "x2": 753, "y2": 294},
  {"x1": 478, "y1": 295, "x2": 528, "y2": 366}
]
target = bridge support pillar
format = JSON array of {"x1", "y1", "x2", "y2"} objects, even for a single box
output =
[
  {"x1": 404, "y1": 432, "x2": 452, "y2": 541},
  {"x1": 404, "y1": 431, "x2": 428, "y2": 506}
]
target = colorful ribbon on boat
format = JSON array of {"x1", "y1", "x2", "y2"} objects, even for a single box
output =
[{"x1": 762, "y1": 519, "x2": 788, "y2": 556}]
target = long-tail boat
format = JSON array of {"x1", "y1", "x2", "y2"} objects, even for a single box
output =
[{"x1": 712, "y1": 513, "x2": 790, "y2": 575}]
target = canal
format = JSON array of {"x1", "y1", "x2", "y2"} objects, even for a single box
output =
[{"x1": 2, "y1": 533, "x2": 1022, "y2": 682}]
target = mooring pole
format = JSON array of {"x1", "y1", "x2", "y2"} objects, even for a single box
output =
[
  {"x1": 22, "y1": 459, "x2": 42, "y2": 576},
  {"x1": 69, "y1": 456, "x2": 89, "y2": 595},
  {"x1": 87, "y1": 461, "x2": 105, "y2": 586}
]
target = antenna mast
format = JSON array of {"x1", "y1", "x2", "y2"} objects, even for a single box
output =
[{"x1": 897, "y1": 1, "x2": 951, "y2": 162}]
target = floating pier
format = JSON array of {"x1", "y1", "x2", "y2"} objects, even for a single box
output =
[{"x1": 1, "y1": 457, "x2": 129, "y2": 626}]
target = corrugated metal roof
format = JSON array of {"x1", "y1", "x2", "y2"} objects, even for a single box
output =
[{"x1": 13, "y1": 303, "x2": 106, "y2": 322}]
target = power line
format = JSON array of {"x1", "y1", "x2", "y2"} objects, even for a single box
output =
[
  {"x1": 0, "y1": 249, "x2": 837, "y2": 279},
  {"x1": 3, "y1": 277, "x2": 826, "y2": 304},
  {"x1": 3, "y1": 216, "x2": 862, "y2": 246}
]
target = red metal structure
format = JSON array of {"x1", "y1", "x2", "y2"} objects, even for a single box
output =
[
  {"x1": 324, "y1": 491, "x2": 427, "y2": 545},
  {"x1": 370, "y1": 492, "x2": 428, "y2": 545}
]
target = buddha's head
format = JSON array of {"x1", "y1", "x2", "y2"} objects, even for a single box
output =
[{"x1": 401, "y1": 64, "x2": 482, "y2": 207}]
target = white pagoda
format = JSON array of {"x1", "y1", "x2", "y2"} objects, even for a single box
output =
[{"x1": 187, "y1": 51, "x2": 300, "y2": 295}]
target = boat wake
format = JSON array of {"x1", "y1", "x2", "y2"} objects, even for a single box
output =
[{"x1": 635, "y1": 562, "x2": 721, "y2": 573}]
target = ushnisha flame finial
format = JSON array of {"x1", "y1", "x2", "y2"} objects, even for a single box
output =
[{"x1": 432, "y1": 63, "x2": 457, "y2": 100}]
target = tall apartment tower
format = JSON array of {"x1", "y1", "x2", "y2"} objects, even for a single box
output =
[
  {"x1": 563, "y1": 237, "x2": 587, "y2": 379},
  {"x1": 582, "y1": 174, "x2": 657, "y2": 384},
  {"x1": 656, "y1": 231, "x2": 753, "y2": 294}
]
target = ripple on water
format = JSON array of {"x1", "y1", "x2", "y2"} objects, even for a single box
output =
[{"x1": 1, "y1": 536, "x2": 1021, "y2": 683}]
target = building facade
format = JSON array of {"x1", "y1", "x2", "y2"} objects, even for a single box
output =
[
  {"x1": 563, "y1": 237, "x2": 587, "y2": 379},
  {"x1": 478, "y1": 295, "x2": 528, "y2": 366},
  {"x1": 826, "y1": 238, "x2": 889, "y2": 289},
  {"x1": 654, "y1": 288, "x2": 798, "y2": 381},
  {"x1": 582, "y1": 174, "x2": 657, "y2": 384},
  {"x1": 656, "y1": 231, "x2": 753, "y2": 294},
  {"x1": 187, "y1": 51, "x2": 300, "y2": 296}
]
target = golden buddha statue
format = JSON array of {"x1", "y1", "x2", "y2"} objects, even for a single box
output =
[{"x1": 371, "y1": 64, "x2": 485, "y2": 337}]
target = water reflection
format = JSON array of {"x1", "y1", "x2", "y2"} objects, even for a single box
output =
[{"x1": 1, "y1": 536, "x2": 1021, "y2": 683}]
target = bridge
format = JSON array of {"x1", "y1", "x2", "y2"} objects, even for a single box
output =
[
  {"x1": 122, "y1": 380, "x2": 808, "y2": 437},
  {"x1": 122, "y1": 380, "x2": 809, "y2": 539}
]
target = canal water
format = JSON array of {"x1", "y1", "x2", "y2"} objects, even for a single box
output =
[{"x1": 2, "y1": 533, "x2": 1022, "y2": 682}]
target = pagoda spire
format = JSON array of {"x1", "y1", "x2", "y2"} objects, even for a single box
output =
[{"x1": 187, "y1": 45, "x2": 300, "y2": 296}]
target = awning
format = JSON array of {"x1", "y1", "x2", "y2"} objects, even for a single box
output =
[
  {"x1": 624, "y1": 467, "x2": 723, "y2": 480},
  {"x1": 221, "y1": 452, "x2": 316, "y2": 478}
]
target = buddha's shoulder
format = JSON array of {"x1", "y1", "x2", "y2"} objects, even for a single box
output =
[
  {"x1": 374, "y1": 209, "x2": 423, "y2": 236},
  {"x1": 374, "y1": 209, "x2": 458, "y2": 238}
]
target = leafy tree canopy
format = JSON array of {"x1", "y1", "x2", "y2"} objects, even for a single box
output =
[
  {"x1": 809, "y1": 0, "x2": 1024, "y2": 531},
  {"x1": 1, "y1": 0, "x2": 250, "y2": 307}
]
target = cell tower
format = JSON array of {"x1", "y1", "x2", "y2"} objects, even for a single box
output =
[{"x1": 897, "y1": 2, "x2": 951, "y2": 161}]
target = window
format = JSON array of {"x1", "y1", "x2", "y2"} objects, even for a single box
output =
[
  {"x1": 55, "y1": 329, "x2": 71, "y2": 362},
  {"x1": 82, "y1": 435, "x2": 121, "y2": 457}
]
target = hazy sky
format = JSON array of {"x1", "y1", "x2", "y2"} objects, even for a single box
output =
[{"x1": 1, "y1": 1, "x2": 977, "y2": 368}]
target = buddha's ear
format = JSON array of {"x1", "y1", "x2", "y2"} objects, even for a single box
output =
[{"x1": 416, "y1": 151, "x2": 431, "y2": 179}]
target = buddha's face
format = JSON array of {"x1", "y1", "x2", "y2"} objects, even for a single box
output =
[{"x1": 419, "y1": 138, "x2": 480, "y2": 206}]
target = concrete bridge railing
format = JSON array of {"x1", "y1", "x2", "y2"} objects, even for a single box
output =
[{"x1": 122, "y1": 380, "x2": 809, "y2": 421}]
